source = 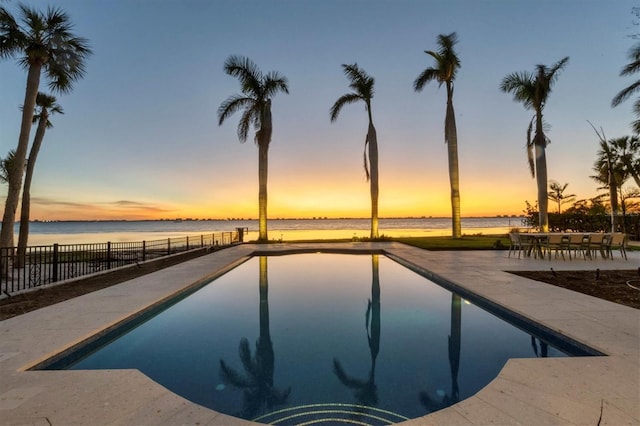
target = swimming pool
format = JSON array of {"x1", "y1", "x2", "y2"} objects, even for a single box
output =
[{"x1": 43, "y1": 253, "x2": 587, "y2": 424}]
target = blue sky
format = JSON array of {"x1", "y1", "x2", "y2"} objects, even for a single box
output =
[{"x1": 0, "y1": 0, "x2": 637, "y2": 220}]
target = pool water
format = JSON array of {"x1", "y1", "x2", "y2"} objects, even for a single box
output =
[{"x1": 52, "y1": 253, "x2": 570, "y2": 424}]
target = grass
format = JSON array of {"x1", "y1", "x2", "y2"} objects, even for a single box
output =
[
  {"x1": 269, "y1": 234, "x2": 512, "y2": 250},
  {"x1": 395, "y1": 234, "x2": 510, "y2": 250}
]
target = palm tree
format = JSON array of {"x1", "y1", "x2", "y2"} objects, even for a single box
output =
[
  {"x1": 0, "y1": 4, "x2": 91, "y2": 249},
  {"x1": 500, "y1": 57, "x2": 570, "y2": 232},
  {"x1": 330, "y1": 64, "x2": 380, "y2": 239},
  {"x1": 612, "y1": 43, "x2": 640, "y2": 134},
  {"x1": 218, "y1": 56, "x2": 289, "y2": 243},
  {"x1": 547, "y1": 181, "x2": 576, "y2": 214},
  {"x1": 17, "y1": 93, "x2": 63, "y2": 264},
  {"x1": 616, "y1": 136, "x2": 640, "y2": 188},
  {"x1": 590, "y1": 139, "x2": 629, "y2": 232},
  {"x1": 414, "y1": 32, "x2": 462, "y2": 238},
  {"x1": 219, "y1": 257, "x2": 291, "y2": 418}
]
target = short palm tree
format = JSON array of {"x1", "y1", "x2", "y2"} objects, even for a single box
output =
[
  {"x1": 330, "y1": 64, "x2": 380, "y2": 239},
  {"x1": 218, "y1": 56, "x2": 289, "y2": 242},
  {"x1": 547, "y1": 181, "x2": 576, "y2": 214},
  {"x1": 0, "y1": 4, "x2": 91, "y2": 249},
  {"x1": 414, "y1": 32, "x2": 462, "y2": 238},
  {"x1": 500, "y1": 56, "x2": 569, "y2": 232},
  {"x1": 612, "y1": 43, "x2": 640, "y2": 134},
  {"x1": 17, "y1": 93, "x2": 63, "y2": 264}
]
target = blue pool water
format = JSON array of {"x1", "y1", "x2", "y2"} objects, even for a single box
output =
[{"x1": 49, "y1": 254, "x2": 574, "y2": 424}]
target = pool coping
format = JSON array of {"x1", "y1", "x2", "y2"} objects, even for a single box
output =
[{"x1": 0, "y1": 242, "x2": 638, "y2": 425}]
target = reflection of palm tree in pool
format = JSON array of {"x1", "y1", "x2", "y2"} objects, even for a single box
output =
[
  {"x1": 333, "y1": 254, "x2": 381, "y2": 407},
  {"x1": 219, "y1": 256, "x2": 290, "y2": 418},
  {"x1": 420, "y1": 293, "x2": 461, "y2": 411}
]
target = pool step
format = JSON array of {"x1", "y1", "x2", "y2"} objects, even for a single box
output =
[{"x1": 252, "y1": 403, "x2": 409, "y2": 425}]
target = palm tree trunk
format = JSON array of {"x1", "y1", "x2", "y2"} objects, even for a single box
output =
[
  {"x1": 368, "y1": 122, "x2": 379, "y2": 239},
  {"x1": 535, "y1": 112, "x2": 549, "y2": 232},
  {"x1": 257, "y1": 104, "x2": 272, "y2": 243},
  {"x1": 609, "y1": 170, "x2": 619, "y2": 232},
  {"x1": 16, "y1": 115, "x2": 47, "y2": 267},
  {"x1": 0, "y1": 64, "x2": 42, "y2": 249},
  {"x1": 258, "y1": 142, "x2": 268, "y2": 242},
  {"x1": 445, "y1": 84, "x2": 461, "y2": 238}
]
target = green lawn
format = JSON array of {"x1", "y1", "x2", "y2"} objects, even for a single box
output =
[{"x1": 273, "y1": 234, "x2": 511, "y2": 250}]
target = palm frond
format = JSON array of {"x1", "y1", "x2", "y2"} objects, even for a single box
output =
[
  {"x1": 0, "y1": 6, "x2": 25, "y2": 59},
  {"x1": 217, "y1": 94, "x2": 254, "y2": 126},
  {"x1": 342, "y1": 63, "x2": 374, "y2": 98},
  {"x1": 263, "y1": 71, "x2": 289, "y2": 97},
  {"x1": 546, "y1": 56, "x2": 570, "y2": 84},
  {"x1": 224, "y1": 55, "x2": 262, "y2": 95},
  {"x1": 612, "y1": 80, "x2": 640, "y2": 107},
  {"x1": 413, "y1": 67, "x2": 439, "y2": 91},
  {"x1": 363, "y1": 131, "x2": 370, "y2": 181},
  {"x1": 0, "y1": 149, "x2": 16, "y2": 184},
  {"x1": 620, "y1": 43, "x2": 640, "y2": 76},
  {"x1": 527, "y1": 117, "x2": 535, "y2": 177},
  {"x1": 238, "y1": 104, "x2": 259, "y2": 143},
  {"x1": 500, "y1": 72, "x2": 536, "y2": 109},
  {"x1": 329, "y1": 92, "x2": 361, "y2": 122}
]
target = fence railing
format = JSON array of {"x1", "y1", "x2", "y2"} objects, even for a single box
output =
[{"x1": 0, "y1": 229, "x2": 247, "y2": 296}]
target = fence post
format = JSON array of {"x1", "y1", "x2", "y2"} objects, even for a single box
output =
[
  {"x1": 186, "y1": 236, "x2": 189, "y2": 251},
  {"x1": 107, "y1": 242, "x2": 112, "y2": 270},
  {"x1": 52, "y1": 244, "x2": 59, "y2": 283},
  {"x1": 167, "y1": 238, "x2": 171, "y2": 255},
  {"x1": 142, "y1": 240, "x2": 146, "y2": 261},
  {"x1": 201, "y1": 234, "x2": 204, "y2": 248}
]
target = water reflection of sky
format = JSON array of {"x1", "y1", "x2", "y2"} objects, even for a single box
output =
[{"x1": 66, "y1": 253, "x2": 566, "y2": 423}]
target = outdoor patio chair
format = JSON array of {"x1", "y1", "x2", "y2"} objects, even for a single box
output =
[
  {"x1": 567, "y1": 233, "x2": 591, "y2": 260},
  {"x1": 508, "y1": 232, "x2": 534, "y2": 259},
  {"x1": 542, "y1": 234, "x2": 569, "y2": 261},
  {"x1": 587, "y1": 233, "x2": 605, "y2": 259},
  {"x1": 606, "y1": 233, "x2": 628, "y2": 260}
]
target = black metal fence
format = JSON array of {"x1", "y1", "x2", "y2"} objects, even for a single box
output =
[{"x1": 0, "y1": 230, "x2": 245, "y2": 296}]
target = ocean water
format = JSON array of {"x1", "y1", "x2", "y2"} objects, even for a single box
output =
[{"x1": 18, "y1": 217, "x2": 526, "y2": 246}]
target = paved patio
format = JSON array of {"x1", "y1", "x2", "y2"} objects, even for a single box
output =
[{"x1": 1, "y1": 242, "x2": 638, "y2": 425}]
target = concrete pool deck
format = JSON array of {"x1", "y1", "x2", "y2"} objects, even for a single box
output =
[{"x1": 0, "y1": 242, "x2": 638, "y2": 425}]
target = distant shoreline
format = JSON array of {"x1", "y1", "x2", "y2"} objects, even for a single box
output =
[{"x1": 27, "y1": 215, "x2": 525, "y2": 223}]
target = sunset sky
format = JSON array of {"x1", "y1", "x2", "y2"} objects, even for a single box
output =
[{"x1": 0, "y1": 0, "x2": 637, "y2": 221}]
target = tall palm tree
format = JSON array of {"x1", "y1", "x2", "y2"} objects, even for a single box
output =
[
  {"x1": 414, "y1": 32, "x2": 462, "y2": 238},
  {"x1": 218, "y1": 56, "x2": 289, "y2": 243},
  {"x1": 547, "y1": 181, "x2": 576, "y2": 214},
  {"x1": 612, "y1": 43, "x2": 640, "y2": 134},
  {"x1": 219, "y1": 257, "x2": 290, "y2": 419},
  {"x1": 330, "y1": 63, "x2": 380, "y2": 239},
  {"x1": 0, "y1": 4, "x2": 91, "y2": 249},
  {"x1": 17, "y1": 93, "x2": 63, "y2": 264},
  {"x1": 500, "y1": 56, "x2": 569, "y2": 232}
]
